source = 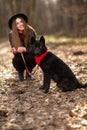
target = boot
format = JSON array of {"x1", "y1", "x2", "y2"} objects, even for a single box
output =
[
  {"x1": 17, "y1": 72, "x2": 24, "y2": 82},
  {"x1": 26, "y1": 72, "x2": 31, "y2": 81}
]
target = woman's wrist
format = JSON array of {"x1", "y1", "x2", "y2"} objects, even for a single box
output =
[{"x1": 17, "y1": 47, "x2": 26, "y2": 53}]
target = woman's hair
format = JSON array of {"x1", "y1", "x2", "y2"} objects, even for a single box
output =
[{"x1": 12, "y1": 17, "x2": 29, "y2": 48}]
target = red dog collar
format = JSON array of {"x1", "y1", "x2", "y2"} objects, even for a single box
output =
[{"x1": 34, "y1": 51, "x2": 48, "y2": 65}]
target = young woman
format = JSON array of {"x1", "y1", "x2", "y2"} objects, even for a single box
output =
[{"x1": 8, "y1": 13, "x2": 37, "y2": 82}]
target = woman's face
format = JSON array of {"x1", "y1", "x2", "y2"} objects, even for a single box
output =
[{"x1": 16, "y1": 18, "x2": 25, "y2": 32}]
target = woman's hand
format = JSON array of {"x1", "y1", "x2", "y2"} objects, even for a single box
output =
[
  {"x1": 17, "y1": 47, "x2": 26, "y2": 53},
  {"x1": 11, "y1": 47, "x2": 17, "y2": 54},
  {"x1": 11, "y1": 47, "x2": 26, "y2": 54}
]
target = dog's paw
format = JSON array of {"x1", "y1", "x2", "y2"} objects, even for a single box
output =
[
  {"x1": 42, "y1": 89, "x2": 49, "y2": 93},
  {"x1": 39, "y1": 86, "x2": 49, "y2": 93},
  {"x1": 39, "y1": 86, "x2": 45, "y2": 90}
]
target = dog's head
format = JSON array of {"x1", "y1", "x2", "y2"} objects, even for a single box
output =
[{"x1": 28, "y1": 36, "x2": 47, "y2": 56}]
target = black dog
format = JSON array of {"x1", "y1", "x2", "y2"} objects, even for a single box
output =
[{"x1": 28, "y1": 36, "x2": 87, "y2": 93}]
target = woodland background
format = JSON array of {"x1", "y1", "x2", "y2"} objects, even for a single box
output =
[
  {"x1": 0, "y1": 0, "x2": 87, "y2": 39},
  {"x1": 0, "y1": 0, "x2": 87, "y2": 130}
]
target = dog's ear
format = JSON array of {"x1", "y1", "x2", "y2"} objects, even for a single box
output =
[
  {"x1": 31, "y1": 36, "x2": 35, "y2": 43},
  {"x1": 40, "y1": 36, "x2": 45, "y2": 44}
]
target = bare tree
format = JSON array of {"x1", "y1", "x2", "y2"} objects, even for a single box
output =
[{"x1": 0, "y1": 0, "x2": 87, "y2": 39}]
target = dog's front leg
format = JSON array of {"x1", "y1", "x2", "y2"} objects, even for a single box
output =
[{"x1": 43, "y1": 72, "x2": 51, "y2": 93}]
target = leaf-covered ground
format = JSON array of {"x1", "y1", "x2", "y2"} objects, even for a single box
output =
[{"x1": 0, "y1": 38, "x2": 87, "y2": 130}]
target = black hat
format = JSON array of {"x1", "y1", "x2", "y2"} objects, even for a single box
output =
[{"x1": 8, "y1": 13, "x2": 28, "y2": 29}]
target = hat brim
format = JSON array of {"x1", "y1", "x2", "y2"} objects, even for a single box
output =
[{"x1": 8, "y1": 13, "x2": 28, "y2": 29}]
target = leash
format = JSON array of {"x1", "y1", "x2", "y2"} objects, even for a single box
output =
[
  {"x1": 21, "y1": 51, "x2": 48, "y2": 76},
  {"x1": 21, "y1": 53, "x2": 39, "y2": 76},
  {"x1": 21, "y1": 53, "x2": 31, "y2": 76}
]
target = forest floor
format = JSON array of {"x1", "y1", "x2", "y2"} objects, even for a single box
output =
[{"x1": 0, "y1": 38, "x2": 87, "y2": 130}]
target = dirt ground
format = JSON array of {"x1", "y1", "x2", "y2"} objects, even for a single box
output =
[{"x1": 0, "y1": 39, "x2": 87, "y2": 130}]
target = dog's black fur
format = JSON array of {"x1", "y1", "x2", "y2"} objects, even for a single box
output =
[{"x1": 28, "y1": 36, "x2": 87, "y2": 93}]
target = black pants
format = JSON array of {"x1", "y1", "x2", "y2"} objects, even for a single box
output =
[{"x1": 12, "y1": 53, "x2": 36, "y2": 74}]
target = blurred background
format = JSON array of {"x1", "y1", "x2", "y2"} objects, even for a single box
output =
[{"x1": 0, "y1": 0, "x2": 87, "y2": 39}]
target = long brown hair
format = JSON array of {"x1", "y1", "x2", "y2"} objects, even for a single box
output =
[{"x1": 12, "y1": 17, "x2": 29, "y2": 48}]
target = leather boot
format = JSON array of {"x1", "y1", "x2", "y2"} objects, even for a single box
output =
[
  {"x1": 18, "y1": 72, "x2": 24, "y2": 82},
  {"x1": 26, "y1": 72, "x2": 31, "y2": 81}
]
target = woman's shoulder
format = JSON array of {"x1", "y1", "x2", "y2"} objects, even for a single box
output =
[
  {"x1": 27, "y1": 25, "x2": 37, "y2": 36},
  {"x1": 27, "y1": 25, "x2": 36, "y2": 32}
]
